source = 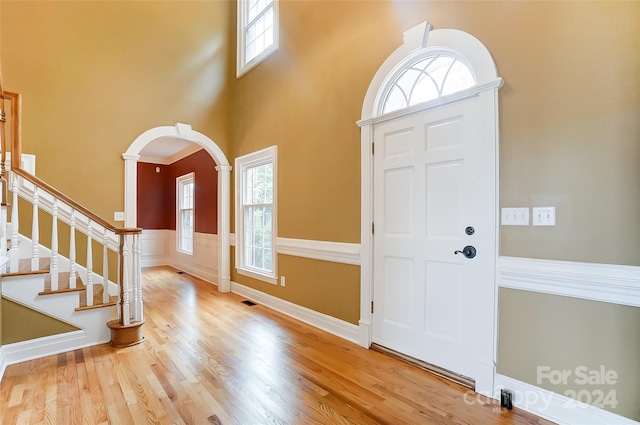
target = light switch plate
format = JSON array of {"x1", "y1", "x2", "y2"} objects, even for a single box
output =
[
  {"x1": 501, "y1": 207, "x2": 529, "y2": 226},
  {"x1": 114, "y1": 211, "x2": 125, "y2": 222},
  {"x1": 532, "y1": 207, "x2": 555, "y2": 226}
]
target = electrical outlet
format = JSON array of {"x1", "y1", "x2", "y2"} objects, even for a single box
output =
[
  {"x1": 501, "y1": 207, "x2": 529, "y2": 226},
  {"x1": 532, "y1": 207, "x2": 556, "y2": 226},
  {"x1": 281, "y1": 276, "x2": 286, "y2": 287}
]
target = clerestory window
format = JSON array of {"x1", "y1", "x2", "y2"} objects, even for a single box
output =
[
  {"x1": 237, "y1": 0, "x2": 279, "y2": 77},
  {"x1": 381, "y1": 54, "x2": 475, "y2": 114}
]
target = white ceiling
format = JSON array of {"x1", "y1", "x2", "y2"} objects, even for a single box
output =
[{"x1": 138, "y1": 136, "x2": 203, "y2": 165}]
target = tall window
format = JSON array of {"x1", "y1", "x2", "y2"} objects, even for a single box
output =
[
  {"x1": 237, "y1": 0, "x2": 279, "y2": 77},
  {"x1": 235, "y1": 146, "x2": 277, "y2": 284},
  {"x1": 177, "y1": 173, "x2": 195, "y2": 254}
]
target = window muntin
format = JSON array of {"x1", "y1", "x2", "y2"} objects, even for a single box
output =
[
  {"x1": 237, "y1": 0, "x2": 278, "y2": 77},
  {"x1": 177, "y1": 173, "x2": 195, "y2": 255},
  {"x1": 235, "y1": 146, "x2": 277, "y2": 283},
  {"x1": 381, "y1": 54, "x2": 475, "y2": 114}
]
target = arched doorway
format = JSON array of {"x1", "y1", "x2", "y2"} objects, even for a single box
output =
[
  {"x1": 357, "y1": 22, "x2": 502, "y2": 396},
  {"x1": 122, "y1": 123, "x2": 231, "y2": 292}
]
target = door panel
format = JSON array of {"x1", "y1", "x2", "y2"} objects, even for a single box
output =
[{"x1": 372, "y1": 97, "x2": 489, "y2": 380}]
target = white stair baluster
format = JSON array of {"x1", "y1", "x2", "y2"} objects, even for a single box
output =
[
  {"x1": 131, "y1": 233, "x2": 139, "y2": 321},
  {"x1": 9, "y1": 173, "x2": 18, "y2": 272},
  {"x1": 102, "y1": 228, "x2": 109, "y2": 304},
  {"x1": 69, "y1": 209, "x2": 77, "y2": 289},
  {"x1": 0, "y1": 199, "x2": 7, "y2": 258},
  {"x1": 50, "y1": 198, "x2": 59, "y2": 291},
  {"x1": 30, "y1": 187, "x2": 40, "y2": 271},
  {"x1": 134, "y1": 233, "x2": 144, "y2": 322},
  {"x1": 86, "y1": 219, "x2": 93, "y2": 306},
  {"x1": 121, "y1": 236, "x2": 130, "y2": 326}
]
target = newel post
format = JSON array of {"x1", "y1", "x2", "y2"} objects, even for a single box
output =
[{"x1": 107, "y1": 228, "x2": 145, "y2": 348}]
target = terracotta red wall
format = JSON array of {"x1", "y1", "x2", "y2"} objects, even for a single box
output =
[{"x1": 137, "y1": 149, "x2": 218, "y2": 234}]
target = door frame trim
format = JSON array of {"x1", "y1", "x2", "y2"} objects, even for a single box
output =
[{"x1": 357, "y1": 22, "x2": 503, "y2": 396}]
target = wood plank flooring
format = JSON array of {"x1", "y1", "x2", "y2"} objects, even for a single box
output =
[{"x1": 0, "y1": 266, "x2": 555, "y2": 425}]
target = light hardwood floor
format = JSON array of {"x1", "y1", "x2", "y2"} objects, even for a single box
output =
[{"x1": 0, "y1": 266, "x2": 554, "y2": 425}]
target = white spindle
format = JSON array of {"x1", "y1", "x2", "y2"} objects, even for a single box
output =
[
  {"x1": 50, "y1": 198, "x2": 59, "y2": 291},
  {"x1": 102, "y1": 228, "x2": 109, "y2": 304},
  {"x1": 10, "y1": 173, "x2": 19, "y2": 272},
  {"x1": 121, "y1": 237, "x2": 131, "y2": 326},
  {"x1": 86, "y1": 219, "x2": 93, "y2": 307},
  {"x1": 69, "y1": 210, "x2": 77, "y2": 289},
  {"x1": 132, "y1": 233, "x2": 142, "y2": 322},
  {"x1": 0, "y1": 203, "x2": 6, "y2": 257},
  {"x1": 30, "y1": 187, "x2": 40, "y2": 271}
]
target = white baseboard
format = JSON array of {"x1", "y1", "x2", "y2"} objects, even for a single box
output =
[
  {"x1": 0, "y1": 330, "x2": 110, "y2": 381},
  {"x1": 230, "y1": 281, "x2": 359, "y2": 344},
  {"x1": 495, "y1": 374, "x2": 639, "y2": 425},
  {"x1": 498, "y1": 257, "x2": 640, "y2": 308}
]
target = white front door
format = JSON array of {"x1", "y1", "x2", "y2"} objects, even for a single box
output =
[{"x1": 372, "y1": 95, "x2": 495, "y2": 381}]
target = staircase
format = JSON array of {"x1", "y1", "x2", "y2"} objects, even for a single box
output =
[{"x1": 0, "y1": 79, "x2": 144, "y2": 375}]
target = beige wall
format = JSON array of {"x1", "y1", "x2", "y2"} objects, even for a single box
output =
[
  {"x1": 499, "y1": 289, "x2": 640, "y2": 420},
  {"x1": 1, "y1": 0, "x2": 639, "y2": 420},
  {"x1": 1, "y1": 298, "x2": 79, "y2": 344},
  {"x1": 230, "y1": 0, "x2": 640, "y2": 264},
  {"x1": 2, "y1": 0, "x2": 232, "y2": 222},
  {"x1": 228, "y1": 1, "x2": 639, "y2": 420}
]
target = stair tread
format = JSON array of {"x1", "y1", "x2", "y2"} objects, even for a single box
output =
[
  {"x1": 39, "y1": 272, "x2": 86, "y2": 295},
  {"x1": 76, "y1": 285, "x2": 118, "y2": 312},
  {"x1": 2, "y1": 257, "x2": 51, "y2": 277}
]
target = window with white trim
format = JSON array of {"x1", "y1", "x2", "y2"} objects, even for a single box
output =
[
  {"x1": 177, "y1": 173, "x2": 195, "y2": 254},
  {"x1": 235, "y1": 146, "x2": 277, "y2": 283},
  {"x1": 237, "y1": 0, "x2": 279, "y2": 77}
]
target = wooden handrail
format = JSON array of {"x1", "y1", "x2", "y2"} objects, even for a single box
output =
[
  {"x1": 4, "y1": 92, "x2": 21, "y2": 163},
  {"x1": 12, "y1": 168, "x2": 128, "y2": 232}
]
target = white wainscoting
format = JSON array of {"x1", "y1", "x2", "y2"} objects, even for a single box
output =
[
  {"x1": 140, "y1": 230, "x2": 218, "y2": 284},
  {"x1": 498, "y1": 256, "x2": 640, "y2": 308}
]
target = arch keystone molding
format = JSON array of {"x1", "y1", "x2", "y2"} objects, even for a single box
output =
[
  {"x1": 357, "y1": 22, "x2": 502, "y2": 397},
  {"x1": 123, "y1": 123, "x2": 232, "y2": 292}
]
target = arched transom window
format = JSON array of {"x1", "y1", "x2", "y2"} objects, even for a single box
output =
[{"x1": 381, "y1": 54, "x2": 475, "y2": 114}]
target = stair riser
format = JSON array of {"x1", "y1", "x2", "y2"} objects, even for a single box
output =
[{"x1": 2, "y1": 274, "x2": 114, "y2": 333}]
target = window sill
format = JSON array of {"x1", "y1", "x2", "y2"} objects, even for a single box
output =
[{"x1": 237, "y1": 267, "x2": 277, "y2": 285}]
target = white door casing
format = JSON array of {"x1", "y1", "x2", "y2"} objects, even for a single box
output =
[{"x1": 357, "y1": 22, "x2": 502, "y2": 396}]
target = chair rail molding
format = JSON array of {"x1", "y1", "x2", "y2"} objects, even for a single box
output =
[
  {"x1": 229, "y1": 233, "x2": 360, "y2": 266},
  {"x1": 498, "y1": 256, "x2": 640, "y2": 308}
]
